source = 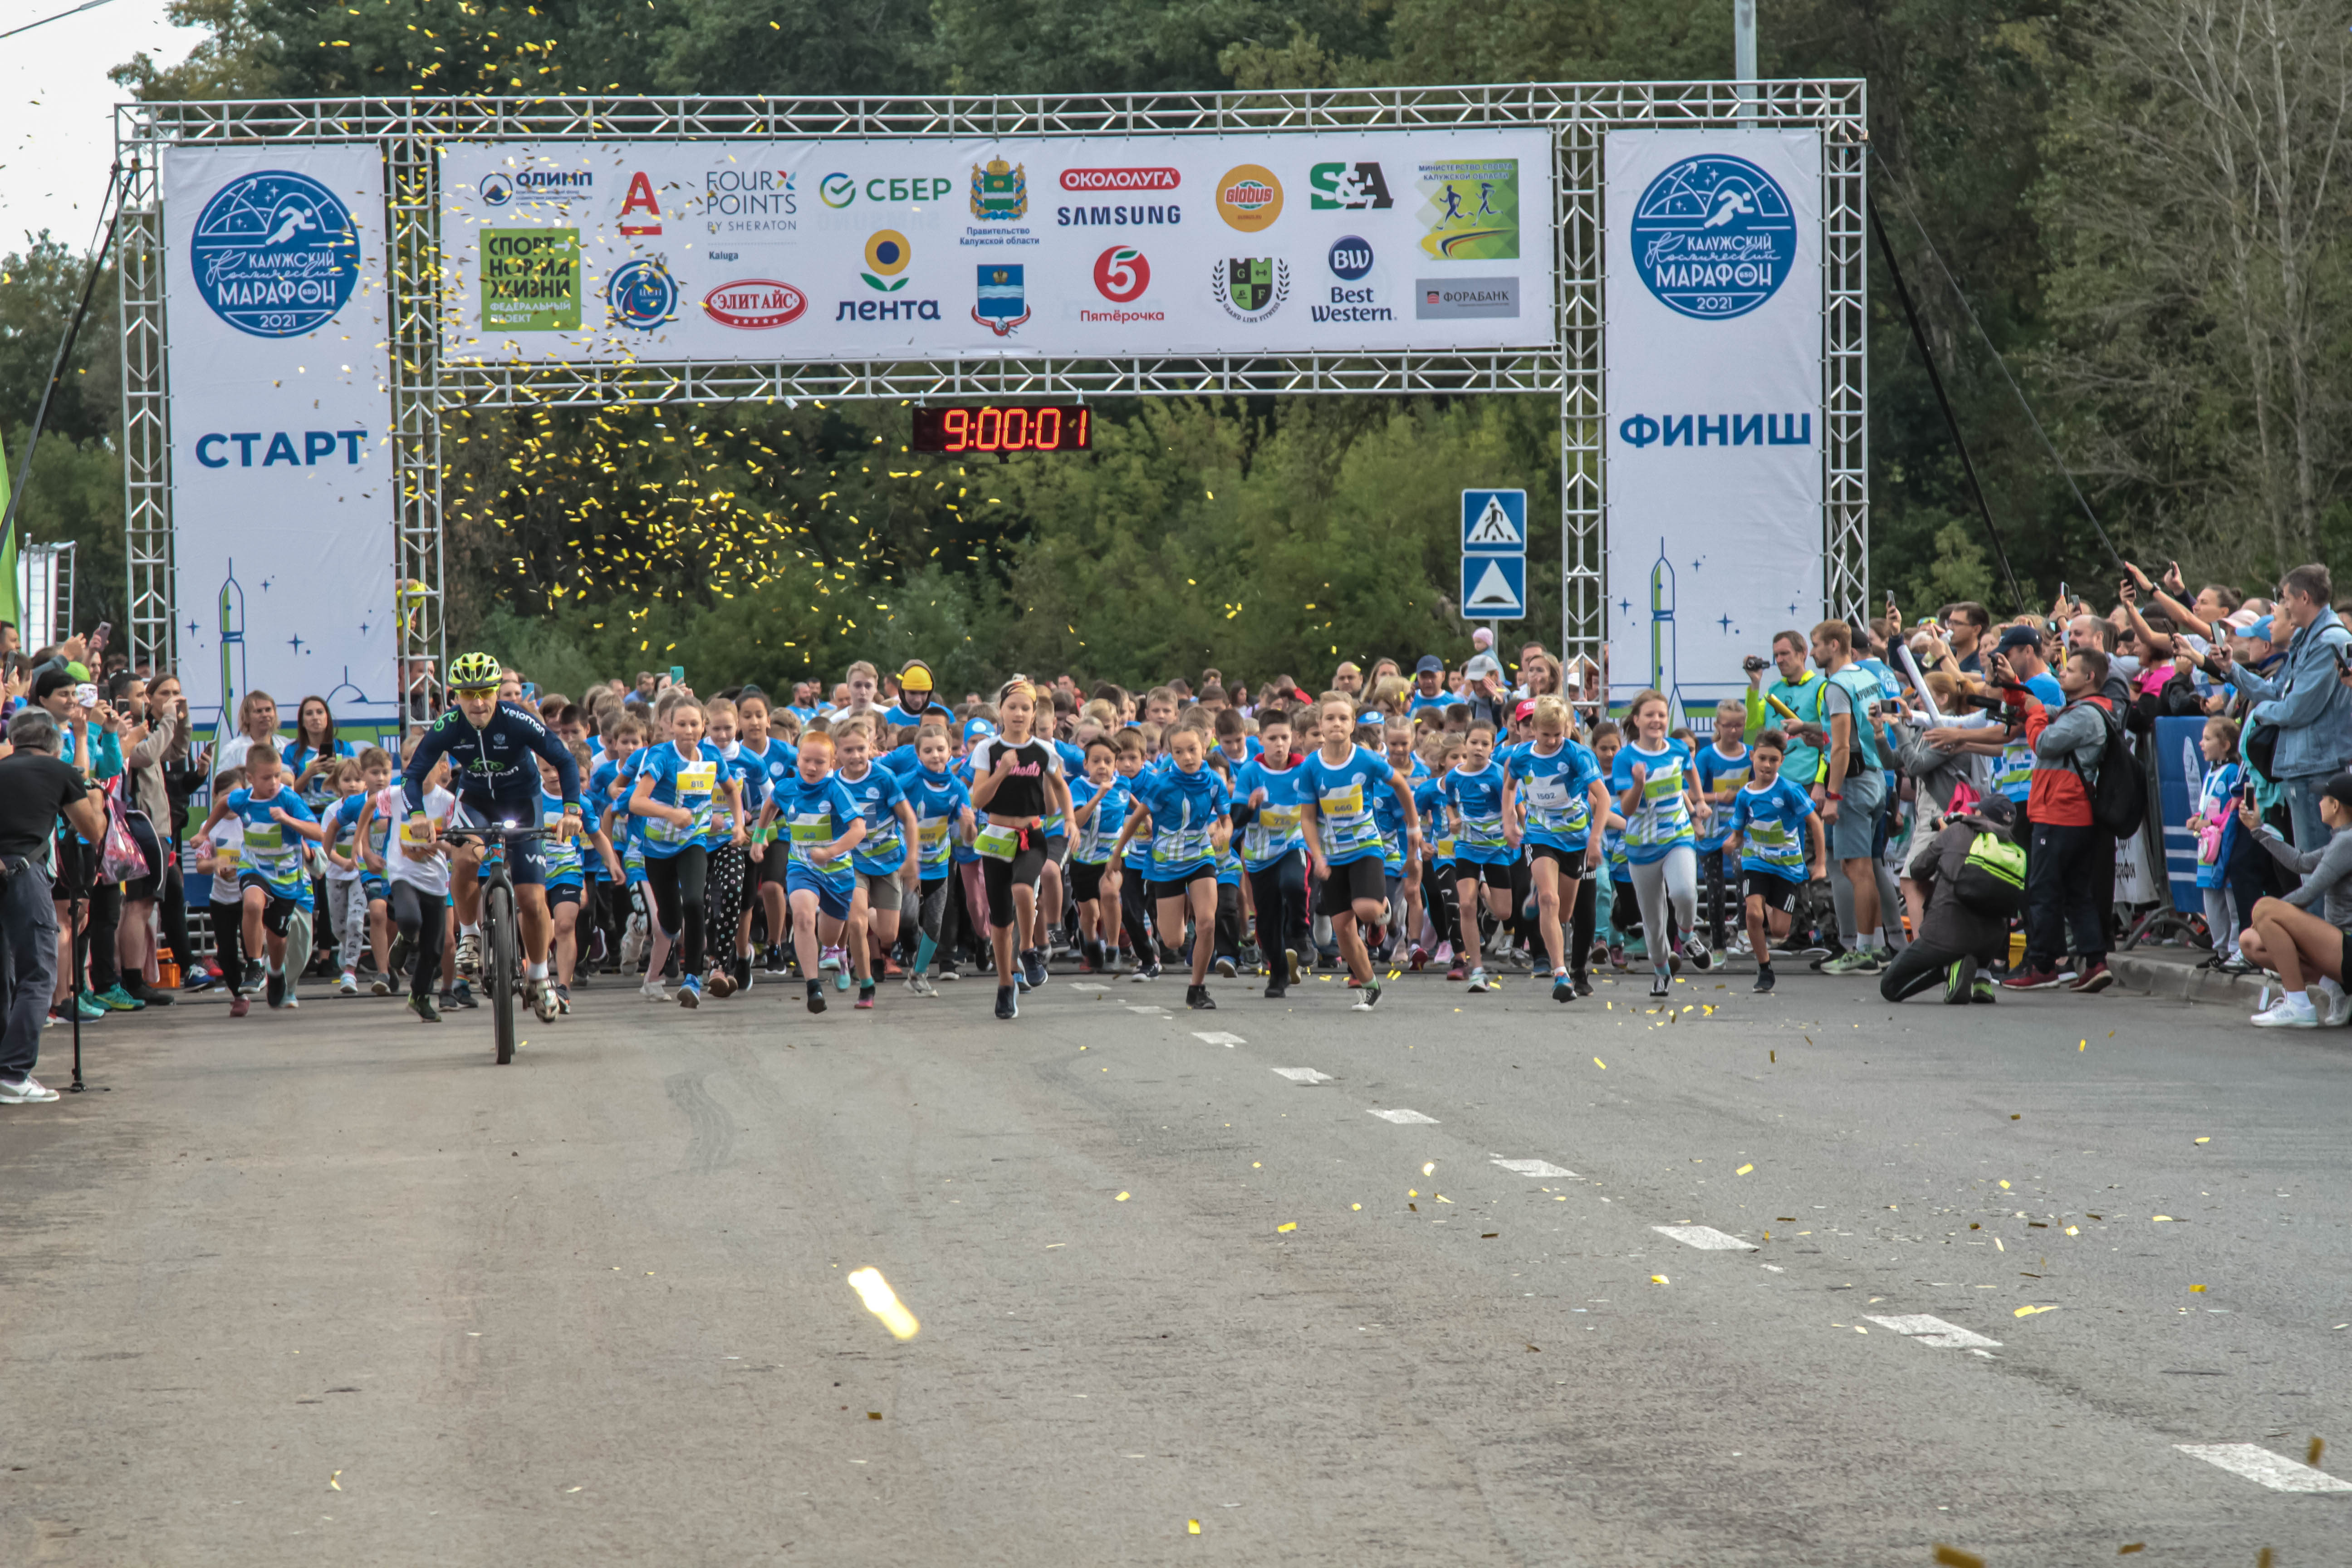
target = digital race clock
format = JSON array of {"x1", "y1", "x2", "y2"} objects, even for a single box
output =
[{"x1": 911, "y1": 404, "x2": 1092, "y2": 454}]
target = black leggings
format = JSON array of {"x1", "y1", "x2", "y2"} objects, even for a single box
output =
[
  {"x1": 1119, "y1": 864, "x2": 1158, "y2": 960},
  {"x1": 389, "y1": 882, "x2": 447, "y2": 1000},
  {"x1": 1421, "y1": 861, "x2": 1462, "y2": 946},
  {"x1": 1215, "y1": 882, "x2": 1243, "y2": 961},
  {"x1": 1247, "y1": 849, "x2": 1309, "y2": 963},
  {"x1": 1569, "y1": 874, "x2": 1597, "y2": 972},
  {"x1": 981, "y1": 834, "x2": 1047, "y2": 930},
  {"x1": 211, "y1": 901, "x2": 245, "y2": 996},
  {"x1": 644, "y1": 847, "x2": 710, "y2": 975}
]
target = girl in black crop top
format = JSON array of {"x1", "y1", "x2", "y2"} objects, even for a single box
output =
[{"x1": 967, "y1": 682, "x2": 1071, "y2": 1018}]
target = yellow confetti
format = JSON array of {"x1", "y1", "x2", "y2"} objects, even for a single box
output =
[
  {"x1": 2080, "y1": 1039, "x2": 2087, "y2": 1051},
  {"x1": 1994, "y1": 1238, "x2": 2005, "y2": 1251},
  {"x1": 2189, "y1": 1284, "x2": 2206, "y2": 1293},
  {"x1": 1351, "y1": 1203, "x2": 1362, "y2": 1211},
  {"x1": 1188, "y1": 1520, "x2": 1202, "y2": 1534},
  {"x1": 1116, "y1": 1192, "x2": 1130, "y2": 1201},
  {"x1": 2064, "y1": 1225, "x2": 2078, "y2": 1236},
  {"x1": 2152, "y1": 1215, "x2": 2174, "y2": 1222},
  {"x1": 1435, "y1": 1195, "x2": 1453, "y2": 1204},
  {"x1": 1422, "y1": 1162, "x2": 1436, "y2": 1176},
  {"x1": 1933, "y1": 1546, "x2": 1986, "y2": 1568},
  {"x1": 1276, "y1": 1222, "x2": 1297, "y2": 1233},
  {"x1": 1650, "y1": 1274, "x2": 1669, "y2": 1285},
  {"x1": 2194, "y1": 1137, "x2": 2210, "y2": 1144},
  {"x1": 2014, "y1": 1304, "x2": 2057, "y2": 1318},
  {"x1": 1736, "y1": 1164, "x2": 1754, "y2": 1175},
  {"x1": 1593, "y1": 1057, "x2": 1607, "y2": 1069},
  {"x1": 328, "y1": 1470, "x2": 342, "y2": 1491},
  {"x1": 847, "y1": 1267, "x2": 920, "y2": 1341},
  {"x1": 1999, "y1": 1180, "x2": 2011, "y2": 1189}
]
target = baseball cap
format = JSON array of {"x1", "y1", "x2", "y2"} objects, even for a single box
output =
[
  {"x1": 2223, "y1": 606, "x2": 2264, "y2": 633},
  {"x1": 962, "y1": 717, "x2": 996, "y2": 743},
  {"x1": 2324, "y1": 774, "x2": 2352, "y2": 812},
  {"x1": 1464, "y1": 652, "x2": 1503, "y2": 683},
  {"x1": 898, "y1": 660, "x2": 934, "y2": 693},
  {"x1": 1974, "y1": 795, "x2": 2019, "y2": 833},
  {"x1": 1512, "y1": 698, "x2": 1538, "y2": 723},
  {"x1": 1994, "y1": 624, "x2": 2043, "y2": 655},
  {"x1": 2247, "y1": 616, "x2": 2275, "y2": 642},
  {"x1": 1415, "y1": 655, "x2": 1444, "y2": 676}
]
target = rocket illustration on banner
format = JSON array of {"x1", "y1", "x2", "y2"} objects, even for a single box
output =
[
  {"x1": 217, "y1": 559, "x2": 247, "y2": 732},
  {"x1": 1646, "y1": 539, "x2": 1697, "y2": 725}
]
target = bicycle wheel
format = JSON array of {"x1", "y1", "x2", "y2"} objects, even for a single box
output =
[{"x1": 488, "y1": 878, "x2": 519, "y2": 1064}]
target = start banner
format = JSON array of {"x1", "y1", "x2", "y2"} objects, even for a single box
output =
[
  {"x1": 436, "y1": 132, "x2": 1555, "y2": 362},
  {"x1": 1602, "y1": 129, "x2": 1824, "y2": 716},
  {"x1": 161, "y1": 143, "x2": 399, "y2": 736}
]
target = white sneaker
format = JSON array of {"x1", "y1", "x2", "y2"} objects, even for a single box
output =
[
  {"x1": 338, "y1": 972, "x2": 359, "y2": 996},
  {"x1": 1466, "y1": 966, "x2": 1492, "y2": 993},
  {"x1": 2319, "y1": 980, "x2": 2352, "y2": 1027},
  {"x1": 638, "y1": 978, "x2": 670, "y2": 1001},
  {"x1": 2252, "y1": 995, "x2": 2319, "y2": 1028},
  {"x1": 531, "y1": 979, "x2": 560, "y2": 1022},
  {"x1": 0, "y1": 1074, "x2": 60, "y2": 1103}
]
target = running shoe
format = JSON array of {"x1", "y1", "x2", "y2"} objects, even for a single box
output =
[
  {"x1": 1466, "y1": 967, "x2": 1492, "y2": 993},
  {"x1": 2068, "y1": 962, "x2": 2113, "y2": 994},
  {"x1": 228, "y1": 994, "x2": 250, "y2": 1019},
  {"x1": 93, "y1": 983, "x2": 144, "y2": 1012},
  {"x1": 1820, "y1": 950, "x2": 1874, "y2": 976},
  {"x1": 856, "y1": 985, "x2": 876, "y2": 1010},
  {"x1": 677, "y1": 975, "x2": 702, "y2": 1009},
  {"x1": 1682, "y1": 936, "x2": 1713, "y2": 972},
  {"x1": 2252, "y1": 994, "x2": 2318, "y2": 1027},
  {"x1": 532, "y1": 978, "x2": 560, "y2": 1021},
  {"x1": 1943, "y1": 958, "x2": 1975, "y2": 1005},
  {"x1": 1552, "y1": 971, "x2": 1575, "y2": 1004},
  {"x1": 447, "y1": 980, "x2": 477, "y2": 1009},
  {"x1": 995, "y1": 986, "x2": 1018, "y2": 1020},
  {"x1": 2001, "y1": 966, "x2": 2063, "y2": 990},
  {"x1": 387, "y1": 935, "x2": 411, "y2": 981},
  {"x1": 1213, "y1": 955, "x2": 1237, "y2": 979},
  {"x1": 0, "y1": 1075, "x2": 60, "y2": 1103},
  {"x1": 1408, "y1": 945, "x2": 1429, "y2": 972},
  {"x1": 1286, "y1": 948, "x2": 1303, "y2": 985},
  {"x1": 1607, "y1": 942, "x2": 1627, "y2": 971},
  {"x1": 1446, "y1": 960, "x2": 1468, "y2": 983},
  {"x1": 820, "y1": 945, "x2": 842, "y2": 975},
  {"x1": 243, "y1": 961, "x2": 265, "y2": 992},
  {"x1": 1024, "y1": 948, "x2": 1049, "y2": 990},
  {"x1": 1434, "y1": 941, "x2": 1453, "y2": 968},
  {"x1": 266, "y1": 971, "x2": 286, "y2": 1009},
  {"x1": 905, "y1": 971, "x2": 936, "y2": 997},
  {"x1": 1587, "y1": 941, "x2": 1610, "y2": 970},
  {"x1": 707, "y1": 970, "x2": 737, "y2": 1000},
  {"x1": 555, "y1": 984, "x2": 572, "y2": 1014},
  {"x1": 1186, "y1": 984, "x2": 1215, "y2": 1010},
  {"x1": 834, "y1": 958, "x2": 853, "y2": 993},
  {"x1": 936, "y1": 962, "x2": 960, "y2": 983},
  {"x1": 1753, "y1": 966, "x2": 1776, "y2": 994},
  {"x1": 455, "y1": 933, "x2": 481, "y2": 979},
  {"x1": 370, "y1": 975, "x2": 391, "y2": 997},
  {"x1": 1573, "y1": 972, "x2": 1594, "y2": 998},
  {"x1": 1264, "y1": 978, "x2": 1287, "y2": 1000},
  {"x1": 338, "y1": 972, "x2": 359, "y2": 997},
  {"x1": 1129, "y1": 960, "x2": 1160, "y2": 983},
  {"x1": 74, "y1": 994, "x2": 106, "y2": 1021},
  {"x1": 404, "y1": 990, "x2": 438, "y2": 1024},
  {"x1": 639, "y1": 977, "x2": 670, "y2": 1001},
  {"x1": 807, "y1": 983, "x2": 827, "y2": 1015},
  {"x1": 735, "y1": 956, "x2": 754, "y2": 992},
  {"x1": 1649, "y1": 972, "x2": 1671, "y2": 1000},
  {"x1": 1352, "y1": 976, "x2": 1383, "y2": 1011}
]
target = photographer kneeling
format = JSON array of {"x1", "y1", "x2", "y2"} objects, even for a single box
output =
[
  {"x1": 1881, "y1": 796, "x2": 2023, "y2": 1005},
  {"x1": 0, "y1": 709, "x2": 110, "y2": 1103}
]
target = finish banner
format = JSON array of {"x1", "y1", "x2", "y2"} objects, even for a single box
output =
[
  {"x1": 161, "y1": 143, "x2": 399, "y2": 735},
  {"x1": 436, "y1": 132, "x2": 1554, "y2": 362},
  {"x1": 1603, "y1": 129, "x2": 1824, "y2": 715}
]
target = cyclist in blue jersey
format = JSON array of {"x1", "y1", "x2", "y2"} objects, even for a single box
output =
[{"x1": 401, "y1": 652, "x2": 583, "y2": 1023}]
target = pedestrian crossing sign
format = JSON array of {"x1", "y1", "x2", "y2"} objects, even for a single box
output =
[
  {"x1": 1461, "y1": 489, "x2": 1526, "y2": 553},
  {"x1": 1460, "y1": 555, "x2": 1526, "y2": 619}
]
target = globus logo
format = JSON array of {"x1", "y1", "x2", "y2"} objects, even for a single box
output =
[
  {"x1": 701, "y1": 279, "x2": 807, "y2": 329},
  {"x1": 1215, "y1": 164, "x2": 1283, "y2": 231},
  {"x1": 1092, "y1": 245, "x2": 1149, "y2": 303}
]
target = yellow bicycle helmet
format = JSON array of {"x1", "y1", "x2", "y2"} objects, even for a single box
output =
[{"x1": 449, "y1": 650, "x2": 503, "y2": 690}]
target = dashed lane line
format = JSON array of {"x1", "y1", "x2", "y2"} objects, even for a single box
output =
[
  {"x1": 1491, "y1": 1158, "x2": 1577, "y2": 1177},
  {"x1": 1192, "y1": 1031, "x2": 1246, "y2": 1048},
  {"x1": 1270, "y1": 1068, "x2": 1333, "y2": 1083},
  {"x1": 1652, "y1": 1224, "x2": 1757, "y2": 1252},
  {"x1": 2176, "y1": 1444, "x2": 2352, "y2": 1493},
  {"x1": 1864, "y1": 1314, "x2": 2003, "y2": 1351},
  {"x1": 1367, "y1": 1109, "x2": 1439, "y2": 1125}
]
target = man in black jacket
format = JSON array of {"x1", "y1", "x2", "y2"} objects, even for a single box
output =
[{"x1": 1881, "y1": 797, "x2": 2019, "y2": 1004}]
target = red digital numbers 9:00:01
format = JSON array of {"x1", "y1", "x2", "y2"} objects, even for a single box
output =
[{"x1": 911, "y1": 405, "x2": 1093, "y2": 454}]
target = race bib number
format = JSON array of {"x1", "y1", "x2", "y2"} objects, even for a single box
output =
[
  {"x1": 677, "y1": 761, "x2": 717, "y2": 799},
  {"x1": 975, "y1": 824, "x2": 1019, "y2": 862}
]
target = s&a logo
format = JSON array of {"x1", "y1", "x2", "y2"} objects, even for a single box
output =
[
  {"x1": 189, "y1": 170, "x2": 361, "y2": 338},
  {"x1": 1308, "y1": 162, "x2": 1392, "y2": 211},
  {"x1": 1215, "y1": 165, "x2": 1283, "y2": 232},
  {"x1": 863, "y1": 230, "x2": 912, "y2": 291},
  {"x1": 973, "y1": 264, "x2": 1030, "y2": 337},
  {"x1": 1627, "y1": 154, "x2": 1798, "y2": 320},
  {"x1": 480, "y1": 173, "x2": 514, "y2": 208},
  {"x1": 606, "y1": 258, "x2": 679, "y2": 330},
  {"x1": 1213, "y1": 256, "x2": 1289, "y2": 322},
  {"x1": 970, "y1": 159, "x2": 1029, "y2": 222}
]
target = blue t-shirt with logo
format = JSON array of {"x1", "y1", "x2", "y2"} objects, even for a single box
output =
[
  {"x1": 1132, "y1": 765, "x2": 1231, "y2": 880},
  {"x1": 904, "y1": 766, "x2": 973, "y2": 877},
  {"x1": 1069, "y1": 774, "x2": 1131, "y2": 867},
  {"x1": 1611, "y1": 739, "x2": 1697, "y2": 865},
  {"x1": 634, "y1": 740, "x2": 728, "y2": 858},
  {"x1": 770, "y1": 771, "x2": 863, "y2": 889},
  {"x1": 1300, "y1": 744, "x2": 1395, "y2": 868},
  {"x1": 1728, "y1": 777, "x2": 1817, "y2": 880},
  {"x1": 837, "y1": 763, "x2": 911, "y2": 876},
  {"x1": 1439, "y1": 761, "x2": 1513, "y2": 867},
  {"x1": 1232, "y1": 756, "x2": 1309, "y2": 872},
  {"x1": 1694, "y1": 742, "x2": 1753, "y2": 853},
  {"x1": 1508, "y1": 739, "x2": 1602, "y2": 855},
  {"x1": 224, "y1": 785, "x2": 318, "y2": 907}
]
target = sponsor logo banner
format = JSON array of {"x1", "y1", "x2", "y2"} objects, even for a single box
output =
[
  {"x1": 1416, "y1": 277, "x2": 1518, "y2": 319},
  {"x1": 438, "y1": 132, "x2": 1552, "y2": 361}
]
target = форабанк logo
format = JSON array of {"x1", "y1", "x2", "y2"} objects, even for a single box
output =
[
  {"x1": 189, "y1": 170, "x2": 361, "y2": 338},
  {"x1": 1627, "y1": 153, "x2": 1797, "y2": 321}
]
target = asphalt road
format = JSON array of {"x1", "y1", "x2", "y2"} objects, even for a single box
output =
[{"x1": 3, "y1": 959, "x2": 2348, "y2": 1567}]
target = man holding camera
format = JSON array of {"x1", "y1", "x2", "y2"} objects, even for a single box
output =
[
  {"x1": 2211, "y1": 564, "x2": 2352, "y2": 852},
  {"x1": 0, "y1": 709, "x2": 109, "y2": 1102}
]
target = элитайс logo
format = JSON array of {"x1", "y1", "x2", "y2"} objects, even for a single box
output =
[{"x1": 702, "y1": 279, "x2": 807, "y2": 330}]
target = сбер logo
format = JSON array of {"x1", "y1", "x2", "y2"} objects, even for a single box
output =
[
  {"x1": 189, "y1": 169, "x2": 361, "y2": 338},
  {"x1": 1627, "y1": 153, "x2": 1798, "y2": 321},
  {"x1": 606, "y1": 258, "x2": 679, "y2": 330}
]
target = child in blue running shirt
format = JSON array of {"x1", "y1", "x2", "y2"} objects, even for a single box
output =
[
  {"x1": 1439, "y1": 722, "x2": 1518, "y2": 994},
  {"x1": 1723, "y1": 730, "x2": 1825, "y2": 995}
]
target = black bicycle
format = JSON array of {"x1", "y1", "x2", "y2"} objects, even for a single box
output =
[{"x1": 441, "y1": 823, "x2": 553, "y2": 1064}]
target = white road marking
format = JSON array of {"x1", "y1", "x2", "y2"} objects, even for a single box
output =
[
  {"x1": 2176, "y1": 1444, "x2": 2352, "y2": 1494},
  {"x1": 1192, "y1": 1031, "x2": 1246, "y2": 1048},
  {"x1": 1864, "y1": 1314, "x2": 2002, "y2": 1350},
  {"x1": 1652, "y1": 1225, "x2": 1756, "y2": 1251},
  {"x1": 1126, "y1": 1005, "x2": 1167, "y2": 1015},
  {"x1": 1491, "y1": 1158, "x2": 1577, "y2": 1178},
  {"x1": 1367, "y1": 1109, "x2": 1439, "y2": 1124},
  {"x1": 1270, "y1": 1068, "x2": 1333, "y2": 1083}
]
